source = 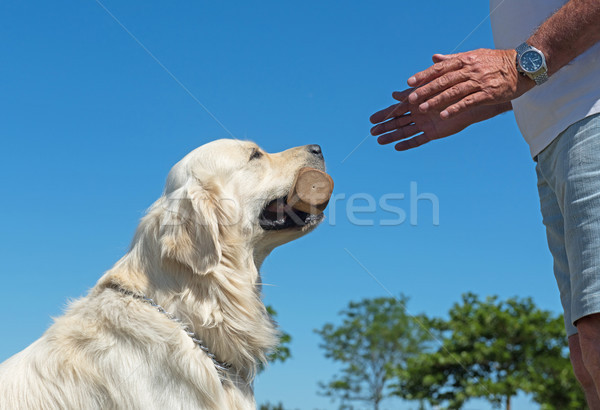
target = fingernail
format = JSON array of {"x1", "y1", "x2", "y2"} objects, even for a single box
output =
[
  {"x1": 441, "y1": 110, "x2": 449, "y2": 119},
  {"x1": 407, "y1": 76, "x2": 416, "y2": 86},
  {"x1": 419, "y1": 102, "x2": 429, "y2": 112},
  {"x1": 408, "y1": 92, "x2": 418, "y2": 103}
]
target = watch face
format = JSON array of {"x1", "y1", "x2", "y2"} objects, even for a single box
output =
[{"x1": 520, "y1": 50, "x2": 543, "y2": 73}]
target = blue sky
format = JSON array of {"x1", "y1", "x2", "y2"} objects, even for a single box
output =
[{"x1": 0, "y1": 1, "x2": 560, "y2": 409}]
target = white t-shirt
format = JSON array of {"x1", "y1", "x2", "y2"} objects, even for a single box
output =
[{"x1": 489, "y1": 0, "x2": 600, "y2": 157}]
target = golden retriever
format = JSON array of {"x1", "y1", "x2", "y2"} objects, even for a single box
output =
[{"x1": 0, "y1": 139, "x2": 327, "y2": 409}]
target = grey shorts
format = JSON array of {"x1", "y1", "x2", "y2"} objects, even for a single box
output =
[{"x1": 536, "y1": 113, "x2": 600, "y2": 336}]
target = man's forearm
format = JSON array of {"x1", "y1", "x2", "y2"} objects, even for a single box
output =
[{"x1": 528, "y1": 0, "x2": 600, "y2": 76}]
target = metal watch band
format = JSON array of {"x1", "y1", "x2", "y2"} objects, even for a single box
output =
[
  {"x1": 515, "y1": 42, "x2": 549, "y2": 86},
  {"x1": 515, "y1": 42, "x2": 530, "y2": 56},
  {"x1": 532, "y1": 71, "x2": 548, "y2": 86}
]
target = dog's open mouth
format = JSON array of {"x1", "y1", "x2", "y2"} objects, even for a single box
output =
[{"x1": 259, "y1": 197, "x2": 323, "y2": 231}]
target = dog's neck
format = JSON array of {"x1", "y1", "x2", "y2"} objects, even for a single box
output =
[{"x1": 96, "y1": 214, "x2": 278, "y2": 381}]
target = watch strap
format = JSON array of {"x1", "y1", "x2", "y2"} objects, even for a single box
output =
[
  {"x1": 532, "y1": 71, "x2": 548, "y2": 86},
  {"x1": 515, "y1": 42, "x2": 530, "y2": 58},
  {"x1": 515, "y1": 42, "x2": 549, "y2": 86}
]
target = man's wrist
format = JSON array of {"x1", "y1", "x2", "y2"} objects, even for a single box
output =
[
  {"x1": 527, "y1": 40, "x2": 552, "y2": 74},
  {"x1": 495, "y1": 101, "x2": 513, "y2": 114},
  {"x1": 485, "y1": 101, "x2": 513, "y2": 118},
  {"x1": 463, "y1": 101, "x2": 513, "y2": 124},
  {"x1": 515, "y1": 43, "x2": 549, "y2": 86}
]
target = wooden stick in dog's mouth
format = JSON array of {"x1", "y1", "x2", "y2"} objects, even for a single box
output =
[
  {"x1": 259, "y1": 168, "x2": 333, "y2": 230},
  {"x1": 286, "y1": 168, "x2": 334, "y2": 214}
]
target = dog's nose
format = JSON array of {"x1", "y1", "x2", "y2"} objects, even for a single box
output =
[{"x1": 307, "y1": 144, "x2": 323, "y2": 157}]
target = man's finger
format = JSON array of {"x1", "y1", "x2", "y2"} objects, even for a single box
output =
[
  {"x1": 421, "y1": 80, "x2": 478, "y2": 112},
  {"x1": 395, "y1": 133, "x2": 431, "y2": 151},
  {"x1": 409, "y1": 71, "x2": 468, "y2": 107},
  {"x1": 392, "y1": 88, "x2": 414, "y2": 102},
  {"x1": 407, "y1": 57, "x2": 463, "y2": 88},
  {"x1": 441, "y1": 91, "x2": 489, "y2": 119},
  {"x1": 376, "y1": 124, "x2": 420, "y2": 145},
  {"x1": 432, "y1": 54, "x2": 447, "y2": 63},
  {"x1": 431, "y1": 53, "x2": 460, "y2": 63},
  {"x1": 370, "y1": 114, "x2": 413, "y2": 136},
  {"x1": 370, "y1": 102, "x2": 409, "y2": 124}
]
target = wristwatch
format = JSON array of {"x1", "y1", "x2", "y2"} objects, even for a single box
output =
[{"x1": 516, "y1": 42, "x2": 548, "y2": 86}]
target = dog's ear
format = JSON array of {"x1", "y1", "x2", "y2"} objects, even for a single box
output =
[{"x1": 159, "y1": 181, "x2": 222, "y2": 275}]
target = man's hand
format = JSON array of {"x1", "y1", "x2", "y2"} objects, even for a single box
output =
[
  {"x1": 370, "y1": 0, "x2": 600, "y2": 153},
  {"x1": 370, "y1": 89, "x2": 512, "y2": 151},
  {"x1": 406, "y1": 50, "x2": 533, "y2": 119}
]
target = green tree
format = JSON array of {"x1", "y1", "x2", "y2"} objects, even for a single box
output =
[
  {"x1": 265, "y1": 305, "x2": 291, "y2": 366},
  {"x1": 258, "y1": 402, "x2": 288, "y2": 410},
  {"x1": 397, "y1": 293, "x2": 584, "y2": 409},
  {"x1": 315, "y1": 296, "x2": 432, "y2": 410},
  {"x1": 528, "y1": 315, "x2": 586, "y2": 410},
  {"x1": 259, "y1": 305, "x2": 292, "y2": 374}
]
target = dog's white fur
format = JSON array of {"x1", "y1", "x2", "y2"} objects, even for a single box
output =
[{"x1": 0, "y1": 139, "x2": 326, "y2": 410}]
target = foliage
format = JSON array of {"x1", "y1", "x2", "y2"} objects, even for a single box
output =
[
  {"x1": 396, "y1": 293, "x2": 585, "y2": 409},
  {"x1": 263, "y1": 305, "x2": 292, "y2": 369},
  {"x1": 527, "y1": 315, "x2": 586, "y2": 410},
  {"x1": 315, "y1": 295, "x2": 432, "y2": 410},
  {"x1": 258, "y1": 402, "x2": 289, "y2": 410}
]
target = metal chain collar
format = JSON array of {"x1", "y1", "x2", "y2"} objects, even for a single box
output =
[{"x1": 108, "y1": 284, "x2": 232, "y2": 373}]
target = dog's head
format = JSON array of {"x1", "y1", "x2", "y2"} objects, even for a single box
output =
[{"x1": 158, "y1": 139, "x2": 328, "y2": 274}]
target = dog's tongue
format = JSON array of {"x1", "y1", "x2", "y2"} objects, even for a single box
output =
[
  {"x1": 287, "y1": 168, "x2": 334, "y2": 214},
  {"x1": 265, "y1": 199, "x2": 288, "y2": 214}
]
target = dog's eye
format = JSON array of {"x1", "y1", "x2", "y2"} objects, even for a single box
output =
[{"x1": 249, "y1": 149, "x2": 263, "y2": 161}]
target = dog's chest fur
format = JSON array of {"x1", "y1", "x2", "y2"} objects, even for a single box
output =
[{"x1": 0, "y1": 285, "x2": 261, "y2": 409}]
